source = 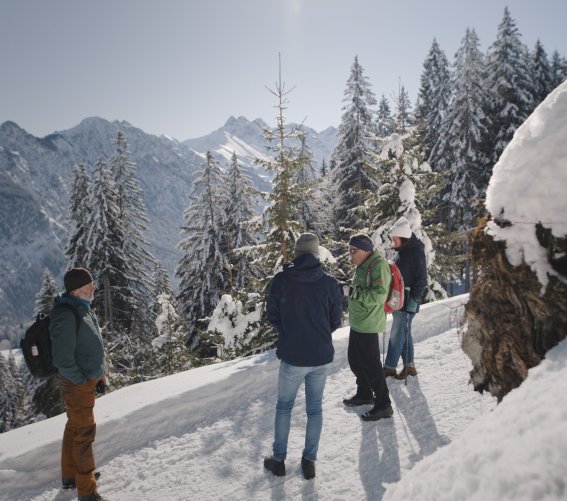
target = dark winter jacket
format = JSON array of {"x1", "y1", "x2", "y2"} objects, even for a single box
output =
[
  {"x1": 49, "y1": 293, "x2": 105, "y2": 384},
  {"x1": 396, "y1": 234, "x2": 428, "y2": 313},
  {"x1": 267, "y1": 253, "x2": 343, "y2": 367}
]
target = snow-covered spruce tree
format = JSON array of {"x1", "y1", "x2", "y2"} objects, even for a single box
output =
[
  {"x1": 253, "y1": 73, "x2": 305, "y2": 272},
  {"x1": 320, "y1": 159, "x2": 328, "y2": 177},
  {"x1": 376, "y1": 94, "x2": 395, "y2": 138},
  {"x1": 363, "y1": 131, "x2": 447, "y2": 302},
  {"x1": 224, "y1": 151, "x2": 261, "y2": 291},
  {"x1": 151, "y1": 293, "x2": 190, "y2": 375},
  {"x1": 415, "y1": 39, "x2": 452, "y2": 168},
  {"x1": 484, "y1": 7, "x2": 534, "y2": 164},
  {"x1": 85, "y1": 159, "x2": 129, "y2": 336},
  {"x1": 294, "y1": 134, "x2": 324, "y2": 236},
  {"x1": 430, "y1": 28, "x2": 493, "y2": 293},
  {"x1": 0, "y1": 354, "x2": 16, "y2": 432},
  {"x1": 176, "y1": 151, "x2": 229, "y2": 351},
  {"x1": 0, "y1": 354, "x2": 27, "y2": 432},
  {"x1": 331, "y1": 56, "x2": 379, "y2": 237},
  {"x1": 444, "y1": 28, "x2": 492, "y2": 231},
  {"x1": 109, "y1": 131, "x2": 156, "y2": 330},
  {"x1": 530, "y1": 40, "x2": 553, "y2": 106},
  {"x1": 150, "y1": 261, "x2": 174, "y2": 319},
  {"x1": 550, "y1": 50, "x2": 567, "y2": 90},
  {"x1": 393, "y1": 84, "x2": 413, "y2": 134},
  {"x1": 65, "y1": 162, "x2": 92, "y2": 268},
  {"x1": 226, "y1": 63, "x2": 308, "y2": 356},
  {"x1": 34, "y1": 269, "x2": 59, "y2": 316}
]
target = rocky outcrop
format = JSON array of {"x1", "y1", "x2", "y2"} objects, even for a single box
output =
[{"x1": 462, "y1": 217, "x2": 567, "y2": 401}]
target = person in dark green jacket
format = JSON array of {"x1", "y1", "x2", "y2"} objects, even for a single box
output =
[
  {"x1": 342, "y1": 234, "x2": 393, "y2": 421},
  {"x1": 49, "y1": 268, "x2": 108, "y2": 501}
]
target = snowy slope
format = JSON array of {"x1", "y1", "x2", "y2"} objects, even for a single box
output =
[{"x1": 1, "y1": 295, "x2": 564, "y2": 500}]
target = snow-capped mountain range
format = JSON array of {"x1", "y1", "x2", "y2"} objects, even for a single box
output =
[{"x1": 0, "y1": 116, "x2": 337, "y2": 333}]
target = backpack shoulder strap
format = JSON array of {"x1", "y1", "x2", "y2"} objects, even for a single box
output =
[
  {"x1": 366, "y1": 259, "x2": 381, "y2": 288},
  {"x1": 366, "y1": 255, "x2": 391, "y2": 287},
  {"x1": 54, "y1": 303, "x2": 81, "y2": 333}
]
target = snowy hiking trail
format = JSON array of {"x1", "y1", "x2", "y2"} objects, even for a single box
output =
[{"x1": 0, "y1": 295, "x2": 498, "y2": 500}]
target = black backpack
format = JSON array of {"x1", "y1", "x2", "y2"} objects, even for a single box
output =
[{"x1": 20, "y1": 303, "x2": 81, "y2": 378}]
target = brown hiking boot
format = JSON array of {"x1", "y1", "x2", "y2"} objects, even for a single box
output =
[
  {"x1": 383, "y1": 367, "x2": 397, "y2": 378},
  {"x1": 395, "y1": 366, "x2": 417, "y2": 379}
]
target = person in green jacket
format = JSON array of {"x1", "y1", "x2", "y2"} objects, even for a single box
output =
[
  {"x1": 342, "y1": 234, "x2": 394, "y2": 421},
  {"x1": 49, "y1": 268, "x2": 108, "y2": 501}
]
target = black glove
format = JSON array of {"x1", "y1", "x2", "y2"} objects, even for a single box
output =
[{"x1": 95, "y1": 379, "x2": 108, "y2": 395}]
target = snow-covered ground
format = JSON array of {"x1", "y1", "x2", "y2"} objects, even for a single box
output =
[{"x1": 1, "y1": 294, "x2": 565, "y2": 500}]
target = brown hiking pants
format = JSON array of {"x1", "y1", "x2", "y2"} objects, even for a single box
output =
[{"x1": 59, "y1": 378, "x2": 98, "y2": 496}]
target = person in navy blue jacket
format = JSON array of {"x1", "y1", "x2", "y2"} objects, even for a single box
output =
[
  {"x1": 264, "y1": 233, "x2": 343, "y2": 480},
  {"x1": 384, "y1": 217, "x2": 428, "y2": 380}
]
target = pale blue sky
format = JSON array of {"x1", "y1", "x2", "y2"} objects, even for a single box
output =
[{"x1": 1, "y1": 0, "x2": 566, "y2": 141}]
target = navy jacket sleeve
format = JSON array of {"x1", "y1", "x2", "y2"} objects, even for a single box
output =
[
  {"x1": 266, "y1": 274, "x2": 282, "y2": 334},
  {"x1": 329, "y1": 279, "x2": 344, "y2": 332},
  {"x1": 411, "y1": 249, "x2": 428, "y2": 302}
]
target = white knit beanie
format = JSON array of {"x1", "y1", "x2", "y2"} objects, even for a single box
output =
[{"x1": 390, "y1": 216, "x2": 412, "y2": 239}]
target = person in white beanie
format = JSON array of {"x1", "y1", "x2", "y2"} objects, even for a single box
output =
[{"x1": 384, "y1": 217, "x2": 428, "y2": 380}]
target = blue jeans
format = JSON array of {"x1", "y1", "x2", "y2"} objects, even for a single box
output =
[
  {"x1": 273, "y1": 361, "x2": 332, "y2": 462},
  {"x1": 384, "y1": 310, "x2": 415, "y2": 369}
]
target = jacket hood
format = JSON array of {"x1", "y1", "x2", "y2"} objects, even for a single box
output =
[
  {"x1": 54, "y1": 292, "x2": 91, "y2": 311},
  {"x1": 283, "y1": 253, "x2": 326, "y2": 283},
  {"x1": 399, "y1": 233, "x2": 425, "y2": 254}
]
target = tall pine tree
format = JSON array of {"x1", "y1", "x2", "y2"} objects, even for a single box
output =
[
  {"x1": 331, "y1": 56, "x2": 378, "y2": 235},
  {"x1": 177, "y1": 151, "x2": 229, "y2": 349},
  {"x1": 224, "y1": 152, "x2": 260, "y2": 291},
  {"x1": 109, "y1": 131, "x2": 156, "y2": 329},
  {"x1": 65, "y1": 163, "x2": 92, "y2": 268},
  {"x1": 85, "y1": 159, "x2": 128, "y2": 336},
  {"x1": 530, "y1": 39, "x2": 553, "y2": 105},
  {"x1": 444, "y1": 27, "x2": 492, "y2": 231},
  {"x1": 34, "y1": 269, "x2": 59, "y2": 316},
  {"x1": 415, "y1": 39, "x2": 452, "y2": 167},
  {"x1": 485, "y1": 7, "x2": 534, "y2": 164}
]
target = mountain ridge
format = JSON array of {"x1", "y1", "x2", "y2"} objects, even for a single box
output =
[{"x1": 0, "y1": 115, "x2": 337, "y2": 339}]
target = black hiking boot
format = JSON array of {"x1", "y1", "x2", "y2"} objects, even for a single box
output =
[
  {"x1": 62, "y1": 472, "x2": 101, "y2": 489},
  {"x1": 264, "y1": 456, "x2": 286, "y2": 477},
  {"x1": 78, "y1": 491, "x2": 108, "y2": 501},
  {"x1": 301, "y1": 457, "x2": 316, "y2": 480},
  {"x1": 361, "y1": 405, "x2": 394, "y2": 422},
  {"x1": 343, "y1": 394, "x2": 374, "y2": 407}
]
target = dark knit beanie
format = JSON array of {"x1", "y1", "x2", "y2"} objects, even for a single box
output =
[
  {"x1": 349, "y1": 234, "x2": 374, "y2": 252},
  {"x1": 294, "y1": 233, "x2": 320, "y2": 258},
  {"x1": 64, "y1": 268, "x2": 93, "y2": 292}
]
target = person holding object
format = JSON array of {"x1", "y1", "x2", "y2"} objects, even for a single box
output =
[
  {"x1": 264, "y1": 233, "x2": 343, "y2": 480},
  {"x1": 49, "y1": 268, "x2": 108, "y2": 501},
  {"x1": 383, "y1": 217, "x2": 428, "y2": 380},
  {"x1": 343, "y1": 234, "x2": 393, "y2": 421}
]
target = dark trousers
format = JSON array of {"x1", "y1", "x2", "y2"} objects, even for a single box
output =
[
  {"x1": 59, "y1": 379, "x2": 98, "y2": 496},
  {"x1": 347, "y1": 329, "x2": 391, "y2": 409}
]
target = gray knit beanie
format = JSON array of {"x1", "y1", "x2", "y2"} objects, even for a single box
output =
[{"x1": 294, "y1": 233, "x2": 320, "y2": 258}]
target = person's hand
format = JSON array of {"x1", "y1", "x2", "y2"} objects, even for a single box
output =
[
  {"x1": 342, "y1": 285, "x2": 353, "y2": 297},
  {"x1": 96, "y1": 376, "x2": 109, "y2": 395},
  {"x1": 405, "y1": 296, "x2": 419, "y2": 313}
]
